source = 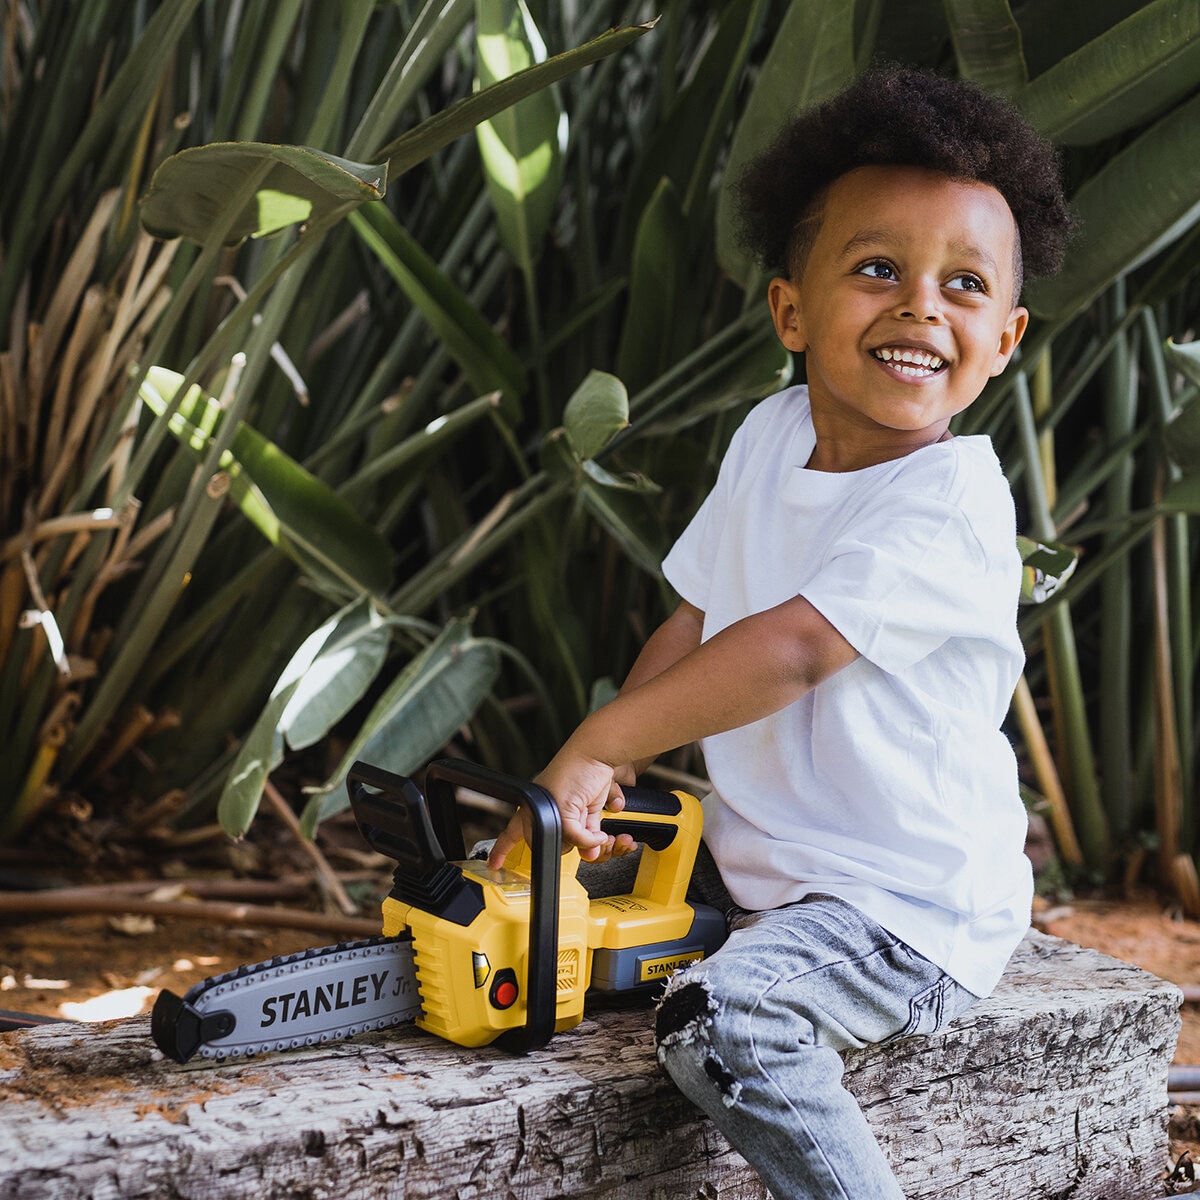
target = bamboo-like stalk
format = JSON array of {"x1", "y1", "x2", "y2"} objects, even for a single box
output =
[
  {"x1": 38, "y1": 189, "x2": 121, "y2": 373},
  {"x1": 1099, "y1": 283, "x2": 1135, "y2": 842},
  {"x1": 1012, "y1": 369, "x2": 1111, "y2": 870},
  {"x1": 1011, "y1": 675, "x2": 1084, "y2": 868},
  {"x1": 2, "y1": 723, "x2": 65, "y2": 842},
  {"x1": 85, "y1": 704, "x2": 156, "y2": 783},
  {"x1": 0, "y1": 353, "x2": 16, "y2": 526},
  {"x1": 1171, "y1": 854, "x2": 1200, "y2": 920},
  {"x1": 40, "y1": 288, "x2": 104, "y2": 480},
  {"x1": 1152, "y1": 476, "x2": 1185, "y2": 883},
  {"x1": 66, "y1": 500, "x2": 142, "y2": 654},
  {"x1": 1140, "y1": 307, "x2": 1194, "y2": 851},
  {"x1": 0, "y1": 557, "x2": 25, "y2": 670},
  {"x1": 0, "y1": 505, "x2": 129, "y2": 565},
  {"x1": 61, "y1": 471, "x2": 232, "y2": 777}
]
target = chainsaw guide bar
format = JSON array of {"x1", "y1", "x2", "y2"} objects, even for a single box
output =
[{"x1": 152, "y1": 936, "x2": 420, "y2": 1063}]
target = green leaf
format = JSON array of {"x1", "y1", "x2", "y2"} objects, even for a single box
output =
[
  {"x1": 616, "y1": 177, "x2": 687, "y2": 394},
  {"x1": 375, "y1": 21, "x2": 656, "y2": 179},
  {"x1": 1016, "y1": 0, "x2": 1200, "y2": 145},
  {"x1": 580, "y1": 483, "x2": 664, "y2": 576},
  {"x1": 216, "y1": 600, "x2": 370, "y2": 837},
  {"x1": 1016, "y1": 535, "x2": 1079, "y2": 604},
  {"x1": 348, "y1": 203, "x2": 525, "y2": 410},
  {"x1": 1163, "y1": 340, "x2": 1200, "y2": 472},
  {"x1": 1023, "y1": 88, "x2": 1200, "y2": 321},
  {"x1": 715, "y1": 0, "x2": 857, "y2": 286},
  {"x1": 589, "y1": 677, "x2": 618, "y2": 713},
  {"x1": 278, "y1": 599, "x2": 394, "y2": 750},
  {"x1": 140, "y1": 367, "x2": 393, "y2": 595},
  {"x1": 1165, "y1": 338, "x2": 1200, "y2": 389},
  {"x1": 301, "y1": 618, "x2": 501, "y2": 829},
  {"x1": 474, "y1": 0, "x2": 565, "y2": 274},
  {"x1": 639, "y1": 329, "x2": 792, "y2": 434},
  {"x1": 1160, "y1": 474, "x2": 1200, "y2": 514},
  {"x1": 140, "y1": 143, "x2": 386, "y2": 244},
  {"x1": 217, "y1": 686, "x2": 293, "y2": 838},
  {"x1": 616, "y1": 0, "x2": 762, "y2": 255},
  {"x1": 563, "y1": 370, "x2": 629, "y2": 461},
  {"x1": 943, "y1": 0, "x2": 1027, "y2": 94},
  {"x1": 581, "y1": 460, "x2": 660, "y2": 494}
]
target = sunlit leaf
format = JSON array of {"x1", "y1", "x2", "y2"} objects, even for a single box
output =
[
  {"x1": 474, "y1": 0, "x2": 565, "y2": 274},
  {"x1": 1017, "y1": 535, "x2": 1079, "y2": 604},
  {"x1": 140, "y1": 143, "x2": 386, "y2": 244},
  {"x1": 216, "y1": 603, "x2": 365, "y2": 837},
  {"x1": 140, "y1": 367, "x2": 393, "y2": 595},
  {"x1": 375, "y1": 21, "x2": 655, "y2": 178},
  {"x1": 301, "y1": 618, "x2": 501, "y2": 830},
  {"x1": 279, "y1": 599, "x2": 394, "y2": 750}
]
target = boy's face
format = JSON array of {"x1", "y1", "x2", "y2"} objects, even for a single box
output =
[{"x1": 768, "y1": 164, "x2": 1028, "y2": 470}]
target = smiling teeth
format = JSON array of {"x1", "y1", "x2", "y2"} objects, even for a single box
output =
[{"x1": 874, "y1": 347, "x2": 944, "y2": 374}]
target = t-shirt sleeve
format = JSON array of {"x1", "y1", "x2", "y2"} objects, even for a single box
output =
[{"x1": 799, "y1": 479, "x2": 1021, "y2": 675}]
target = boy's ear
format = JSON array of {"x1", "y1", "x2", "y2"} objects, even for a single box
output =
[
  {"x1": 989, "y1": 305, "x2": 1030, "y2": 376},
  {"x1": 768, "y1": 277, "x2": 807, "y2": 352}
]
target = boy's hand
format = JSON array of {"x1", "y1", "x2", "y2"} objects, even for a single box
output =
[{"x1": 486, "y1": 747, "x2": 635, "y2": 870}]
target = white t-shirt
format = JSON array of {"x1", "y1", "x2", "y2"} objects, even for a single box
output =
[{"x1": 661, "y1": 386, "x2": 1032, "y2": 996}]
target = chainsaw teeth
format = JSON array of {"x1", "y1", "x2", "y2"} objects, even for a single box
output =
[{"x1": 159, "y1": 936, "x2": 421, "y2": 1062}]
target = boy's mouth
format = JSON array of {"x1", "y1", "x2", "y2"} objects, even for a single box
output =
[{"x1": 872, "y1": 347, "x2": 946, "y2": 377}]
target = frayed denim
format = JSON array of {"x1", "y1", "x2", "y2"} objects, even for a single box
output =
[{"x1": 652, "y1": 844, "x2": 980, "y2": 1200}]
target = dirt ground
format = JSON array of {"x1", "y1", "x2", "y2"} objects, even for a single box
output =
[{"x1": 3, "y1": 816, "x2": 1200, "y2": 1192}]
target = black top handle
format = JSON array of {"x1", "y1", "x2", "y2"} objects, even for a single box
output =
[{"x1": 423, "y1": 758, "x2": 562, "y2": 1053}]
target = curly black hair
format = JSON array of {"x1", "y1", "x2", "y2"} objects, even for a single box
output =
[{"x1": 734, "y1": 66, "x2": 1072, "y2": 292}]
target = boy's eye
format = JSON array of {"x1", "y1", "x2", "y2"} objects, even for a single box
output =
[
  {"x1": 946, "y1": 273, "x2": 986, "y2": 293},
  {"x1": 855, "y1": 260, "x2": 896, "y2": 280}
]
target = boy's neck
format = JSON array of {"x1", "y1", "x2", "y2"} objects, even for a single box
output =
[{"x1": 805, "y1": 424, "x2": 955, "y2": 473}]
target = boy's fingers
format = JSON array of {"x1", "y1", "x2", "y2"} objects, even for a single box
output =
[
  {"x1": 486, "y1": 816, "x2": 523, "y2": 870},
  {"x1": 605, "y1": 779, "x2": 626, "y2": 811}
]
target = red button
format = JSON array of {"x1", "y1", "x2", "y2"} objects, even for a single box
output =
[{"x1": 492, "y1": 980, "x2": 518, "y2": 1009}]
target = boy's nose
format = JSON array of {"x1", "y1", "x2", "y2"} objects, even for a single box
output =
[{"x1": 893, "y1": 279, "x2": 944, "y2": 322}]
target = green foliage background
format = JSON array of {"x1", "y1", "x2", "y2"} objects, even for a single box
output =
[{"x1": 3, "y1": 0, "x2": 1200, "y2": 899}]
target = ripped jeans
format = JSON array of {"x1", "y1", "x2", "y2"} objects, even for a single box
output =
[{"x1": 644, "y1": 845, "x2": 979, "y2": 1200}]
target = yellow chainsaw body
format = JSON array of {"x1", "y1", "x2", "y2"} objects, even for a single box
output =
[{"x1": 381, "y1": 787, "x2": 707, "y2": 1048}]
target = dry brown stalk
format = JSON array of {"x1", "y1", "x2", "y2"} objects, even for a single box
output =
[
  {"x1": 264, "y1": 780, "x2": 358, "y2": 917},
  {"x1": 0, "y1": 889, "x2": 379, "y2": 937}
]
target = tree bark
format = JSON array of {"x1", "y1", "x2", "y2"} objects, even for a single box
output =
[{"x1": 0, "y1": 932, "x2": 1180, "y2": 1199}]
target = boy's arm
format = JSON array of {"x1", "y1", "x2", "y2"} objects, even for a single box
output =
[
  {"x1": 613, "y1": 599, "x2": 705, "y2": 779},
  {"x1": 488, "y1": 594, "x2": 858, "y2": 868}
]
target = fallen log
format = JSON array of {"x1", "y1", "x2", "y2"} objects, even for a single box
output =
[{"x1": 0, "y1": 931, "x2": 1180, "y2": 1199}]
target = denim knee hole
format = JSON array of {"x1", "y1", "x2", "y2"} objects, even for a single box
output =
[{"x1": 655, "y1": 978, "x2": 743, "y2": 1108}]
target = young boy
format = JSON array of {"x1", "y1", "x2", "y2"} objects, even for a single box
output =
[{"x1": 489, "y1": 66, "x2": 1072, "y2": 1199}]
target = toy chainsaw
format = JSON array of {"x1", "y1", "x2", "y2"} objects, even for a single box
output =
[{"x1": 151, "y1": 758, "x2": 725, "y2": 1062}]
